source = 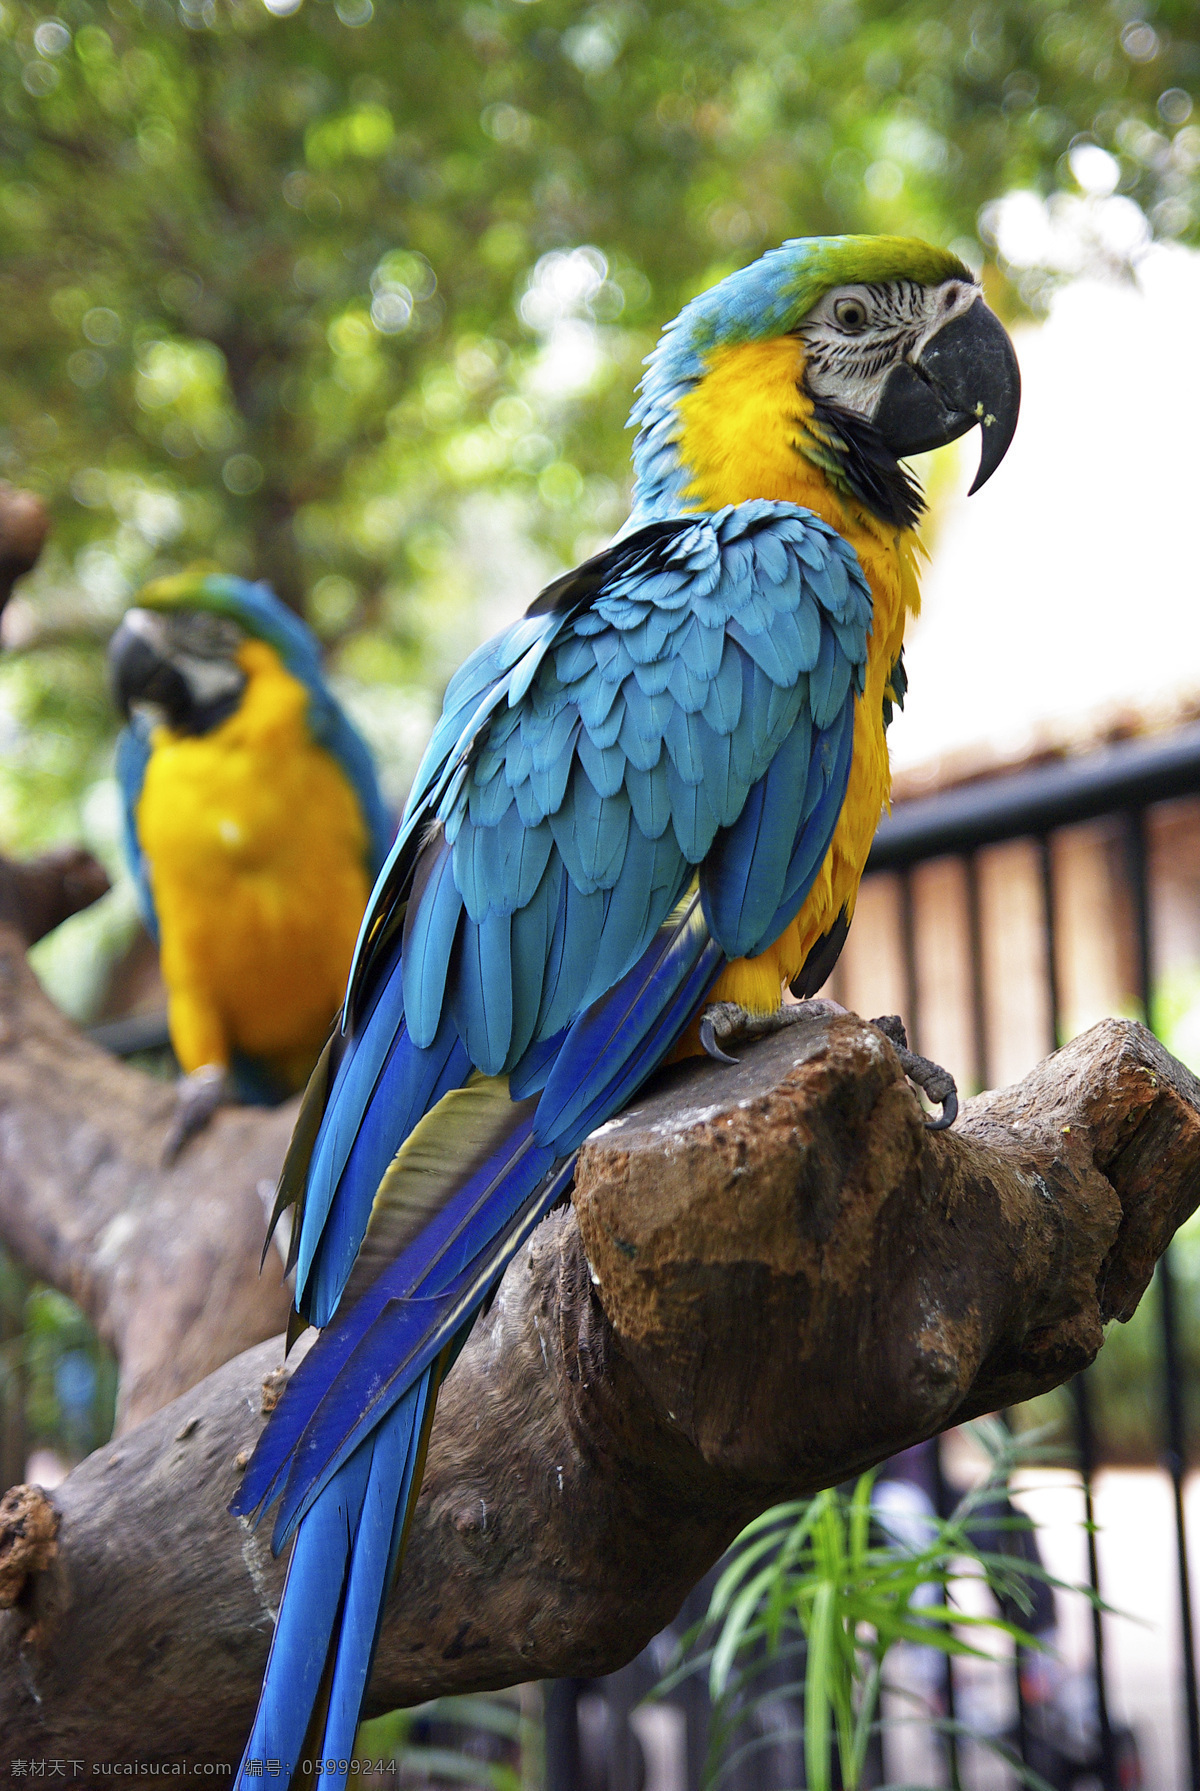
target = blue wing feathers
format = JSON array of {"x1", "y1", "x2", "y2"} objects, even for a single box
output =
[
  {"x1": 755, "y1": 700, "x2": 859, "y2": 953},
  {"x1": 115, "y1": 724, "x2": 158, "y2": 940},
  {"x1": 307, "y1": 1016, "x2": 473, "y2": 1327},
  {"x1": 451, "y1": 907, "x2": 513, "y2": 1076},
  {"x1": 401, "y1": 844, "x2": 463, "y2": 1045},
  {"x1": 235, "y1": 499, "x2": 877, "y2": 1777}
]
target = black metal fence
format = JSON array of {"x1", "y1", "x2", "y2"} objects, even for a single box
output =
[{"x1": 547, "y1": 721, "x2": 1200, "y2": 1791}]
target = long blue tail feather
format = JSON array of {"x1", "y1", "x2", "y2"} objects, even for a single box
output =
[
  {"x1": 317, "y1": 1372, "x2": 436, "y2": 1778},
  {"x1": 235, "y1": 1441, "x2": 374, "y2": 1783}
]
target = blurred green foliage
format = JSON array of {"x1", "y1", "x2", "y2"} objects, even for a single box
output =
[
  {"x1": 356, "y1": 1689, "x2": 537, "y2": 1788},
  {"x1": 0, "y1": 0, "x2": 1197, "y2": 907},
  {"x1": 0, "y1": 1244, "x2": 117, "y2": 1482}
]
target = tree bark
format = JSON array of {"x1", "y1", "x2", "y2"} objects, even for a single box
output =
[
  {"x1": 0, "y1": 1007, "x2": 1196, "y2": 1766},
  {"x1": 0, "y1": 924, "x2": 293, "y2": 1431}
]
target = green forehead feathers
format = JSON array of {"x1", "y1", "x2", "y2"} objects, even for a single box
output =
[{"x1": 699, "y1": 235, "x2": 974, "y2": 353}]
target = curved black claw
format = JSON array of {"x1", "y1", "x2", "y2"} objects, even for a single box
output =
[
  {"x1": 699, "y1": 1011, "x2": 739, "y2": 1065},
  {"x1": 870, "y1": 1014, "x2": 958, "y2": 1131},
  {"x1": 163, "y1": 1064, "x2": 230, "y2": 1165}
]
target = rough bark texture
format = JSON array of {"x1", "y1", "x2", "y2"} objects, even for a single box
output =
[
  {"x1": 0, "y1": 923, "x2": 293, "y2": 1430},
  {"x1": 0, "y1": 1008, "x2": 1196, "y2": 1766}
]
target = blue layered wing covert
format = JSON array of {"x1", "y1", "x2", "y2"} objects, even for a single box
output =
[
  {"x1": 257, "y1": 501, "x2": 870, "y2": 1446},
  {"x1": 241, "y1": 499, "x2": 872, "y2": 1538},
  {"x1": 400, "y1": 501, "x2": 872, "y2": 1069}
]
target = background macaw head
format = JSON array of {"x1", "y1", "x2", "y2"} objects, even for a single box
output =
[
  {"x1": 634, "y1": 234, "x2": 1021, "y2": 517},
  {"x1": 108, "y1": 571, "x2": 324, "y2": 737}
]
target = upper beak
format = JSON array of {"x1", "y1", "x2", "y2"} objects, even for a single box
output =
[
  {"x1": 873, "y1": 297, "x2": 1021, "y2": 494},
  {"x1": 108, "y1": 608, "x2": 190, "y2": 725}
]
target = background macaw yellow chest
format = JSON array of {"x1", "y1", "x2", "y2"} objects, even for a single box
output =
[
  {"x1": 676, "y1": 335, "x2": 923, "y2": 1012},
  {"x1": 136, "y1": 640, "x2": 371, "y2": 1088}
]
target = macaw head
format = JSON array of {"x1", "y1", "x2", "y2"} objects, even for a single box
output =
[
  {"x1": 108, "y1": 571, "x2": 323, "y2": 736},
  {"x1": 631, "y1": 234, "x2": 1020, "y2": 527}
]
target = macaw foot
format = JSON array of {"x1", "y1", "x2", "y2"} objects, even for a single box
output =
[
  {"x1": 162, "y1": 1064, "x2": 230, "y2": 1165},
  {"x1": 869, "y1": 1015, "x2": 958, "y2": 1132},
  {"x1": 698, "y1": 997, "x2": 846, "y2": 1065},
  {"x1": 698, "y1": 1002, "x2": 958, "y2": 1131}
]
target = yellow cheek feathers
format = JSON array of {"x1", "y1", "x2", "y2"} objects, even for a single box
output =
[
  {"x1": 136, "y1": 640, "x2": 371, "y2": 1089},
  {"x1": 674, "y1": 336, "x2": 923, "y2": 1013}
]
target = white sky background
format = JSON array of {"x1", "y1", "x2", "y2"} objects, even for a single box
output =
[{"x1": 890, "y1": 239, "x2": 1200, "y2": 774}]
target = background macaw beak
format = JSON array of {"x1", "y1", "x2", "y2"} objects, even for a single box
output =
[
  {"x1": 108, "y1": 609, "x2": 193, "y2": 728},
  {"x1": 873, "y1": 297, "x2": 1021, "y2": 494}
]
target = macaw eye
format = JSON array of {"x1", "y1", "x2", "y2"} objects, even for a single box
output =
[{"x1": 833, "y1": 297, "x2": 869, "y2": 330}]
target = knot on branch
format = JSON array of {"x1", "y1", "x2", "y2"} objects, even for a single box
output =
[
  {"x1": 260, "y1": 1364, "x2": 290, "y2": 1415},
  {"x1": 0, "y1": 1485, "x2": 60, "y2": 1607}
]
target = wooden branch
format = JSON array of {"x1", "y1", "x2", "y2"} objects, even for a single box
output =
[
  {"x1": 1, "y1": 1011, "x2": 1196, "y2": 1766},
  {"x1": 0, "y1": 847, "x2": 109, "y2": 948},
  {"x1": 0, "y1": 924, "x2": 293, "y2": 1430}
]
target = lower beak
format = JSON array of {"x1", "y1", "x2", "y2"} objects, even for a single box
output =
[{"x1": 872, "y1": 297, "x2": 1021, "y2": 494}]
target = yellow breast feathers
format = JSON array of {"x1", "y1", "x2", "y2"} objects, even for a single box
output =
[
  {"x1": 676, "y1": 335, "x2": 923, "y2": 1013},
  {"x1": 136, "y1": 639, "x2": 370, "y2": 1088}
]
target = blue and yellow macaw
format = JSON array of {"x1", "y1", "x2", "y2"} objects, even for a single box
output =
[
  {"x1": 232, "y1": 235, "x2": 1019, "y2": 1779},
  {"x1": 109, "y1": 573, "x2": 391, "y2": 1155}
]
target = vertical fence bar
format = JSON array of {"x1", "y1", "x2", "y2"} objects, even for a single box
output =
[
  {"x1": 963, "y1": 851, "x2": 988, "y2": 1094},
  {"x1": 1043, "y1": 833, "x2": 1119, "y2": 1784},
  {"x1": 1072, "y1": 1374, "x2": 1118, "y2": 1790},
  {"x1": 997, "y1": 1409, "x2": 1033, "y2": 1778},
  {"x1": 899, "y1": 866, "x2": 921, "y2": 1057},
  {"x1": 1124, "y1": 804, "x2": 1200, "y2": 1790},
  {"x1": 1162, "y1": 1244, "x2": 1200, "y2": 1791},
  {"x1": 1037, "y1": 834, "x2": 1061, "y2": 1054},
  {"x1": 1123, "y1": 806, "x2": 1153, "y2": 1026},
  {"x1": 543, "y1": 1679, "x2": 582, "y2": 1791}
]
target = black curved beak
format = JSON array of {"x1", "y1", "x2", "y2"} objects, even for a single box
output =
[
  {"x1": 108, "y1": 609, "x2": 192, "y2": 727},
  {"x1": 873, "y1": 297, "x2": 1021, "y2": 494}
]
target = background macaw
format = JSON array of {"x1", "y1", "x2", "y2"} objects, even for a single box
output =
[
  {"x1": 108, "y1": 573, "x2": 392, "y2": 1157},
  {"x1": 233, "y1": 235, "x2": 1019, "y2": 1781}
]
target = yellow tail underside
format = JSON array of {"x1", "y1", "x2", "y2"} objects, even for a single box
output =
[
  {"x1": 136, "y1": 639, "x2": 371, "y2": 1088},
  {"x1": 675, "y1": 334, "x2": 923, "y2": 1014}
]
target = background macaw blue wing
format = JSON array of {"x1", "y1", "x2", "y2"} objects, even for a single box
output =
[
  {"x1": 115, "y1": 721, "x2": 157, "y2": 941},
  {"x1": 233, "y1": 501, "x2": 873, "y2": 1781}
]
